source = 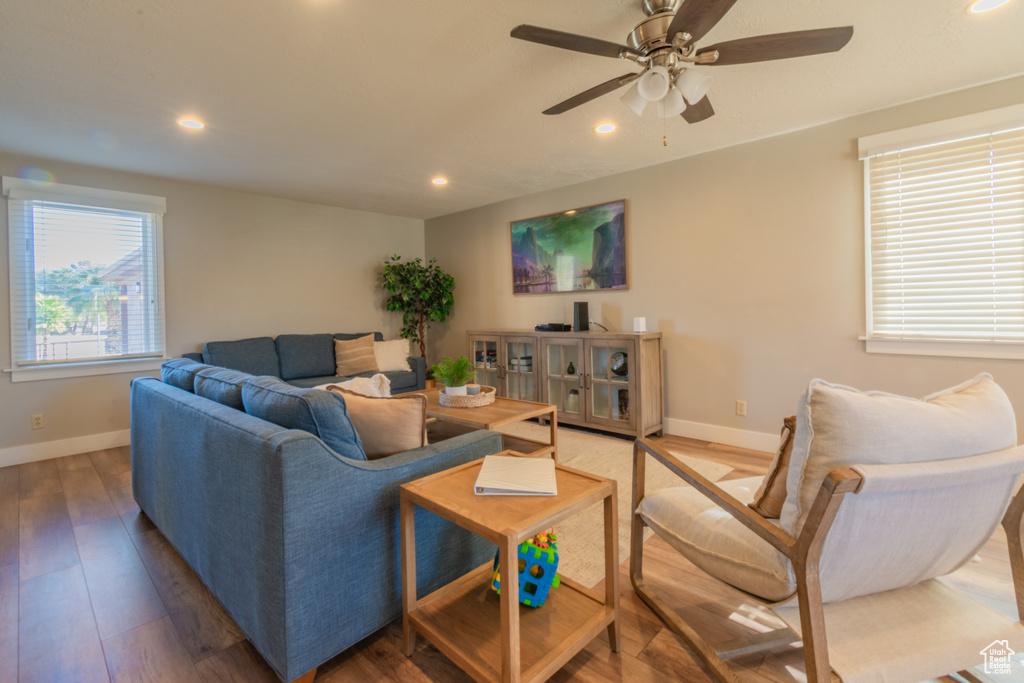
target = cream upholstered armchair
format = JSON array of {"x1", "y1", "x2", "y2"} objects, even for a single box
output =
[{"x1": 631, "y1": 373, "x2": 1024, "y2": 683}]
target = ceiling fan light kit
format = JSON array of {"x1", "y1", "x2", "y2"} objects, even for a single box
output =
[
  {"x1": 511, "y1": 0, "x2": 854, "y2": 124},
  {"x1": 620, "y1": 81, "x2": 649, "y2": 115},
  {"x1": 657, "y1": 86, "x2": 687, "y2": 118},
  {"x1": 637, "y1": 65, "x2": 671, "y2": 101},
  {"x1": 676, "y1": 68, "x2": 713, "y2": 104}
]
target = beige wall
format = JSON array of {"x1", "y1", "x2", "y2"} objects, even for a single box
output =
[
  {"x1": 0, "y1": 152, "x2": 424, "y2": 455},
  {"x1": 425, "y1": 75, "x2": 1024, "y2": 446}
]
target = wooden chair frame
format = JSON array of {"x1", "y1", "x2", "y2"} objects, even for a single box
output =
[{"x1": 629, "y1": 437, "x2": 1024, "y2": 683}]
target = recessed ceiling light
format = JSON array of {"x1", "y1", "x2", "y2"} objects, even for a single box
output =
[
  {"x1": 177, "y1": 118, "x2": 205, "y2": 129},
  {"x1": 970, "y1": 0, "x2": 1012, "y2": 11},
  {"x1": 595, "y1": 124, "x2": 616, "y2": 133},
  {"x1": 432, "y1": 178, "x2": 448, "y2": 185}
]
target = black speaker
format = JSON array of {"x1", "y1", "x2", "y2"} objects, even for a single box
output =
[{"x1": 573, "y1": 302, "x2": 589, "y2": 332}]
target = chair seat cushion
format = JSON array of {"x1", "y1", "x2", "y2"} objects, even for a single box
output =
[{"x1": 637, "y1": 476, "x2": 796, "y2": 602}]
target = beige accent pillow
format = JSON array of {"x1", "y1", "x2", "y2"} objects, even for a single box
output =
[
  {"x1": 334, "y1": 335, "x2": 378, "y2": 376},
  {"x1": 779, "y1": 373, "x2": 1017, "y2": 537},
  {"x1": 328, "y1": 387, "x2": 427, "y2": 459},
  {"x1": 373, "y1": 339, "x2": 411, "y2": 372},
  {"x1": 748, "y1": 415, "x2": 796, "y2": 519}
]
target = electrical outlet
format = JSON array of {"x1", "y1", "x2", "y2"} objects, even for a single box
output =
[
  {"x1": 31, "y1": 414, "x2": 45, "y2": 430},
  {"x1": 735, "y1": 400, "x2": 747, "y2": 417}
]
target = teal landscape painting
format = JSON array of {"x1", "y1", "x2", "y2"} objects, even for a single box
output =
[{"x1": 511, "y1": 200, "x2": 627, "y2": 294}]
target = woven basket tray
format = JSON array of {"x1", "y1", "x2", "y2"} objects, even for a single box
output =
[{"x1": 437, "y1": 386, "x2": 496, "y2": 408}]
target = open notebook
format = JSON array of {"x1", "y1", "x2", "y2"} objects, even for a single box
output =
[{"x1": 474, "y1": 455, "x2": 557, "y2": 496}]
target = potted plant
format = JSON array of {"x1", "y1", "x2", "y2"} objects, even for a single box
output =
[
  {"x1": 381, "y1": 255, "x2": 455, "y2": 359},
  {"x1": 431, "y1": 355, "x2": 476, "y2": 395}
]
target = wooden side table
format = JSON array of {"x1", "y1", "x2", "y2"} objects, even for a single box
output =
[{"x1": 400, "y1": 452, "x2": 620, "y2": 682}]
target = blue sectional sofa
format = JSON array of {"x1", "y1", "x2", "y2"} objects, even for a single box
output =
[
  {"x1": 182, "y1": 331, "x2": 425, "y2": 392},
  {"x1": 131, "y1": 361, "x2": 501, "y2": 682}
]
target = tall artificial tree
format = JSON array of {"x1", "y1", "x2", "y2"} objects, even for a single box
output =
[{"x1": 381, "y1": 255, "x2": 454, "y2": 359}]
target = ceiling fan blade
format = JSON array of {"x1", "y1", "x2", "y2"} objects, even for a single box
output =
[
  {"x1": 543, "y1": 73, "x2": 640, "y2": 115},
  {"x1": 511, "y1": 24, "x2": 635, "y2": 60},
  {"x1": 666, "y1": 0, "x2": 739, "y2": 47},
  {"x1": 681, "y1": 95, "x2": 715, "y2": 123},
  {"x1": 697, "y1": 26, "x2": 854, "y2": 65}
]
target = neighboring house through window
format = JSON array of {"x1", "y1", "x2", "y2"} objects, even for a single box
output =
[
  {"x1": 860, "y1": 103, "x2": 1024, "y2": 360},
  {"x1": 3, "y1": 177, "x2": 166, "y2": 381}
]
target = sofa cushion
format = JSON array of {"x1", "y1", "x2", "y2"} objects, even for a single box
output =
[
  {"x1": 241, "y1": 376, "x2": 366, "y2": 460},
  {"x1": 276, "y1": 334, "x2": 335, "y2": 381},
  {"x1": 161, "y1": 358, "x2": 212, "y2": 392},
  {"x1": 749, "y1": 415, "x2": 796, "y2": 519},
  {"x1": 194, "y1": 367, "x2": 252, "y2": 410},
  {"x1": 202, "y1": 337, "x2": 281, "y2": 377},
  {"x1": 334, "y1": 335, "x2": 378, "y2": 376},
  {"x1": 327, "y1": 387, "x2": 427, "y2": 459},
  {"x1": 780, "y1": 373, "x2": 1017, "y2": 536}
]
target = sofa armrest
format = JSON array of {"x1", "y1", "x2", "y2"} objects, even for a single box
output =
[
  {"x1": 408, "y1": 355, "x2": 426, "y2": 390},
  {"x1": 182, "y1": 352, "x2": 203, "y2": 363}
]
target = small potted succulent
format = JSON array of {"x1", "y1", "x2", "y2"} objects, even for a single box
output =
[{"x1": 430, "y1": 354, "x2": 477, "y2": 395}]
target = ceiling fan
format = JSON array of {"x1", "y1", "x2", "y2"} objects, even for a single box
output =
[{"x1": 511, "y1": 0, "x2": 854, "y2": 123}]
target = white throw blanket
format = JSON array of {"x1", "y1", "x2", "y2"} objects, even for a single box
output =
[{"x1": 314, "y1": 373, "x2": 391, "y2": 397}]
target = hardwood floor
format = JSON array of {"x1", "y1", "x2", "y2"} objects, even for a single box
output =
[{"x1": 0, "y1": 436, "x2": 1017, "y2": 682}]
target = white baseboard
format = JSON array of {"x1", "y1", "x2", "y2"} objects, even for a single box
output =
[
  {"x1": 664, "y1": 417, "x2": 778, "y2": 454},
  {"x1": 0, "y1": 430, "x2": 130, "y2": 468}
]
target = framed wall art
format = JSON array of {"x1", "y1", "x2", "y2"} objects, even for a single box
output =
[{"x1": 510, "y1": 199, "x2": 628, "y2": 295}]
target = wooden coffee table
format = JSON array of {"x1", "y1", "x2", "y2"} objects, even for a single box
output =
[
  {"x1": 413, "y1": 391, "x2": 558, "y2": 461},
  {"x1": 400, "y1": 452, "x2": 620, "y2": 683}
]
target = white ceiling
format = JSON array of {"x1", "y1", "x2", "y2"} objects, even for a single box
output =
[{"x1": 1, "y1": 0, "x2": 1022, "y2": 220}]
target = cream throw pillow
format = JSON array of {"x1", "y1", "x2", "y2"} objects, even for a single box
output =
[
  {"x1": 374, "y1": 339, "x2": 412, "y2": 372},
  {"x1": 748, "y1": 415, "x2": 796, "y2": 519},
  {"x1": 779, "y1": 373, "x2": 1017, "y2": 536},
  {"x1": 334, "y1": 335, "x2": 378, "y2": 376},
  {"x1": 328, "y1": 387, "x2": 427, "y2": 459}
]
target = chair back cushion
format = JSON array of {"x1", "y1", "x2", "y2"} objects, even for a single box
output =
[
  {"x1": 780, "y1": 373, "x2": 1021, "y2": 602},
  {"x1": 781, "y1": 373, "x2": 1016, "y2": 536},
  {"x1": 817, "y1": 446, "x2": 1024, "y2": 602}
]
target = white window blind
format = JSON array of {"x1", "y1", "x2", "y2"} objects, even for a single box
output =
[
  {"x1": 861, "y1": 105, "x2": 1024, "y2": 357},
  {"x1": 4, "y1": 177, "x2": 166, "y2": 381}
]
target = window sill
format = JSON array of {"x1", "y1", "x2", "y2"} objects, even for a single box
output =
[
  {"x1": 861, "y1": 337, "x2": 1024, "y2": 361},
  {"x1": 5, "y1": 357, "x2": 165, "y2": 383}
]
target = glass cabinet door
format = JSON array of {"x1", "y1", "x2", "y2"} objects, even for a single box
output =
[
  {"x1": 470, "y1": 336, "x2": 500, "y2": 390},
  {"x1": 545, "y1": 340, "x2": 583, "y2": 418},
  {"x1": 587, "y1": 342, "x2": 633, "y2": 427},
  {"x1": 504, "y1": 338, "x2": 536, "y2": 401}
]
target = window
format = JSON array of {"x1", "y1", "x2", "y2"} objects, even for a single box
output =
[
  {"x1": 860, "y1": 103, "x2": 1024, "y2": 359},
  {"x1": 4, "y1": 177, "x2": 166, "y2": 381}
]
